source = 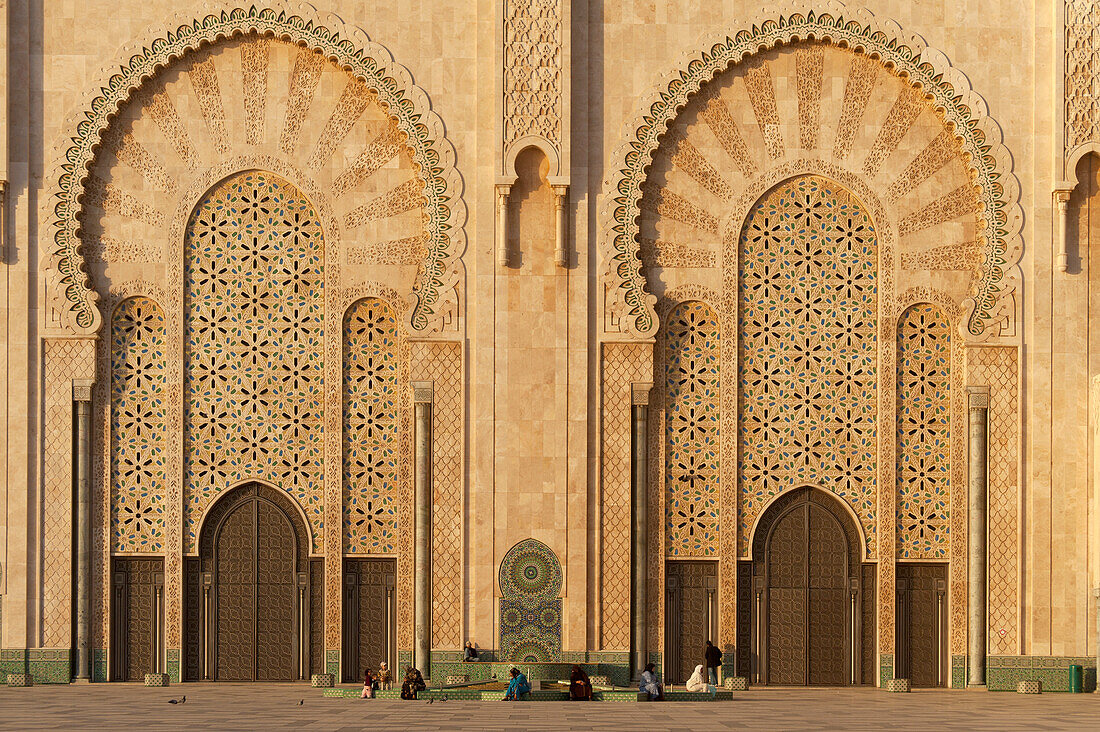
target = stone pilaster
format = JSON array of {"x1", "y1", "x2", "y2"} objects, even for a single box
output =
[
  {"x1": 630, "y1": 382, "x2": 651, "y2": 680},
  {"x1": 413, "y1": 381, "x2": 433, "y2": 676},
  {"x1": 73, "y1": 379, "x2": 94, "y2": 681},
  {"x1": 966, "y1": 385, "x2": 990, "y2": 688}
]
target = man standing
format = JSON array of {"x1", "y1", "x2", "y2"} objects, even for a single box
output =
[{"x1": 704, "y1": 640, "x2": 722, "y2": 687}]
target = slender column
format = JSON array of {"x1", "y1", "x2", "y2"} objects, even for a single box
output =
[
  {"x1": 966, "y1": 386, "x2": 989, "y2": 688},
  {"x1": 631, "y1": 382, "x2": 651, "y2": 679},
  {"x1": 413, "y1": 381, "x2": 433, "y2": 677},
  {"x1": 495, "y1": 184, "x2": 511, "y2": 268},
  {"x1": 73, "y1": 380, "x2": 94, "y2": 680},
  {"x1": 1055, "y1": 189, "x2": 1072, "y2": 273},
  {"x1": 552, "y1": 184, "x2": 569, "y2": 267}
]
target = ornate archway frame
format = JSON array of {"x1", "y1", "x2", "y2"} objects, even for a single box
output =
[
  {"x1": 43, "y1": 1, "x2": 466, "y2": 337},
  {"x1": 599, "y1": 1, "x2": 1023, "y2": 341}
]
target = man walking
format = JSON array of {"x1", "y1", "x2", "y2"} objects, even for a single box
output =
[{"x1": 704, "y1": 640, "x2": 722, "y2": 687}]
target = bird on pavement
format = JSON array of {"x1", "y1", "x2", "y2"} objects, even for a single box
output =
[
  {"x1": 297, "y1": 700, "x2": 304, "y2": 706},
  {"x1": 168, "y1": 696, "x2": 186, "y2": 704},
  {"x1": 427, "y1": 697, "x2": 434, "y2": 704}
]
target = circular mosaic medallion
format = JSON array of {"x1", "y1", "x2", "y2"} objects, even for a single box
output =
[{"x1": 498, "y1": 539, "x2": 562, "y2": 599}]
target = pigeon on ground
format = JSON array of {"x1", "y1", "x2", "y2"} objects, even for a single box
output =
[
  {"x1": 427, "y1": 697, "x2": 434, "y2": 704},
  {"x1": 168, "y1": 695, "x2": 186, "y2": 704},
  {"x1": 297, "y1": 700, "x2": 304, "y2": 706}
]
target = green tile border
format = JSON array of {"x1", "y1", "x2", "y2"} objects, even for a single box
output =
[
  {"x1": 167, "y1": 648, "x2": 181, "y2": 683},
  {"x1": 878, "y1": 652, "x2": 894, "y2": 688},
  {"x1": 951, "y1": 654, "x2": 966, "y2": 689},
  {"x1": 986, "y1": 656, "x2": 1096, "y2": 693},
  {"x1": 325, "y1": 649, "x2": 340, "y2": 678}
]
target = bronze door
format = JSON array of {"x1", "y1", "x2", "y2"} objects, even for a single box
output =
[
  {"x1": 342, "y1": 559, "x2": 396, "y2": 683},
  {"x1": 751, "y1": 488, "x2": 861, "y2": 686},
  {"x1": 111, "y1": 557, "x2": 164, "y2": 681},
  {"x1": 664, "y1": 561, "x2": 718, "y2": 684},
  {"x1": 896, "y1": 563, "x2": 947, "y2": 687},
  {"x1": 185, "y1": 483, "x2": 313, "y2": 681}
]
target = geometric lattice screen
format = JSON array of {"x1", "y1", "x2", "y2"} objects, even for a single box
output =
[
  {"x1": 183, "y1": 171, "x2": 325, "y2": 552},
  {"x1": 895, "y1": 303, "x2": 951, "y2": 559},
  {"x1": 663, "y1": 301, "x2": 720, "y2": 556},
  {"x1": 343, "y1": 298, "x2": 401, "y2": 553},
  {"x1": 738, "y1": 175, "x2": 879, "y2": 555},
  {"x1": 111, "y1": 296, "x2": 167, "y2": 552}
]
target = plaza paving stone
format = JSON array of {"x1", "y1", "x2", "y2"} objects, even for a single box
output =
[{"x1": 0, "y1": 683, "x2": 1096, "y2": 730}]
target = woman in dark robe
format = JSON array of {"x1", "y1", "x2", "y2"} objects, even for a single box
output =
[
  {"x1": 400, "y1": 667, "x2": 426, "y2": 700},
  {"x1": 569, "y1": 665, "x2": 592, "y2": 701}
]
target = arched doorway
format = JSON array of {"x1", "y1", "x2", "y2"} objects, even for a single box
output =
[
  {"x1": 185, "y1": 483, "x2": 315, "y2": 681},
  {"x1": 747, "y1": 487, "x2": 872, "y2": 686}
]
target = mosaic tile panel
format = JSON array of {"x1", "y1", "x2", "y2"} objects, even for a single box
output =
[
  {"x1": 895, "y1": 304, "x2": 951, "y2": 558},
  {"x1": 111, "y1": 297, "x2": 167, "y2": 552},
  {"x1": 663, "y1": 302, "x2": 720, "y2": 556},
  {"x1": 737, "y1": 175, "x2": 878, "y2": 552},
  {"x1": 499, "y1": 540, "x2": 562, "y2": 663},
  {"x1": 342, "y1": 299, "x2": 400, "y2": 553},
  {"x1": 183, "y1": 171, "x2": 325, "y2": 552}
]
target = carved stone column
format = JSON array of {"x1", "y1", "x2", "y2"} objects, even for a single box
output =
[
  {"x1": 413, "y1": 381, "x2": 433, "y2": 677},
  {"x1": 631, "y1": 382, "x2": 652, "y2": 679},
  {"x1": 73, "y1": 379, "x2": 94, "y2": 681},
  {"x1": 966, "y1": 386, "x2": 990, "y2": 688},
  {"x1": 552, "y1": 184, "x2": 569, "y2": 267},
  {"x1": 1055, "y1": 189, "x2": 1072, "y2": 273},
  {"x1": 495, "y1": 184, "x2": 511, "y2": 267}
]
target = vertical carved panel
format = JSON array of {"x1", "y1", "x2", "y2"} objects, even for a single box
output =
[
  {"x1": 1066, "y1": 1, "x2": 1100, "y2": 151},
  {"x1": 967, "y1": 347, "x2": 1019, "y2": 655},
  {"x1": 896, "y1": 304, "x2": 951, "y2": 559},
  {"x1": 343, "y1": 300, "x2": 401, "y2": 553},
  {"x1": 600, "y1": 343, "x2": 650, "y2": 648},
  {"x1": 255, "y1": 500, "x2": 295, "y2": 681},
  {"x1": 42, "y1": 338, "x2": 95, "y2": 649},
  {"x1": 663, "y1": 302, "x2": 720, "y2": 556},
  {"x1": 111, "y1": 298, "x2": 167, "y2": 552},
  {"x1": 503, "y1": 0, "x2": 562, "y2": 148},
  {"x1": 421, "y1": 342, "x2": 463, "y2": 649},
  {"x1": 738, "y1": 176, "x2": 879, "y2": 553}
]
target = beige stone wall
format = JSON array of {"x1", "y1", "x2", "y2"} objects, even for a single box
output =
[{"x1": 0, "y1": 0, "x2": 1097, "y2": 667}]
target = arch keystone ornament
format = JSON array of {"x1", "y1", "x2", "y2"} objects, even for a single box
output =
[
  {"x1": 600, "y1": 1, "x2": 1022, "y2": 340},
  {"x1": 45, "y1": 1, "x2": 465, "y2": 336}
]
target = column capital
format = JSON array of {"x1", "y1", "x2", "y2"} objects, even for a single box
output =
[
  {"x1": 412, "y1": 380, "x2": 434, "y2": 404},
  {"x1": 966, "y1": 385, "x2": 990, "y2": 410},
  {"x1": 631, "y1": 382, "x2": 653, "y2": 405},
  {"x1": 72, "y1": 378, "x2": 95, "y2": 402}
]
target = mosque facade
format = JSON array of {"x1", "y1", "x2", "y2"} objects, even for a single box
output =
[{"x1": 0, "y1": 0, "x2": 1097, "y2": 691}]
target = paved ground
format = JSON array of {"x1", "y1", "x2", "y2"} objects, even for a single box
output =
[{"x1": 0, "y1": 683, "x2": 1095, "y2": 730}]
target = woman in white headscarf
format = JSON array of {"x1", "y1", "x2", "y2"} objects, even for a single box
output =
[{"x1": 685, "y1": 664, "x2": 716, "y2": 696}]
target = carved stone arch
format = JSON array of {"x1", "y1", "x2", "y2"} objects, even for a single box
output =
[
  {"x1": 600, "y1": 1, "x2": 1022, "y2": 340},
  {"x1": 504, "y1": 135, "x2": 561, "y2": 181},
  {"x1": 748, "y1": 484, "x2": 865, "y2": 565},
  {"x1": 1065, "y1": 142, "x2": 1100, "y2": 190},
  {"x1": 195, "y1": 479, "x2": 313, "y2": 562},
  {"x1": 44, "y1": 1, "x2": 466, "y2": 336}
]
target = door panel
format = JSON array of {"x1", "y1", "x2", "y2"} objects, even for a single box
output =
[
  {"x1": 216, "y1": 503, "x2": 256, "y2": 681},
  {"x1": 256, "y1": 500, "x2": 296, "y2": 681},
  {"x1": 111, "y1": 557, "x2": 163, "y2": 681},
  {"x1": 664, "y1": 561, "x2": 717, "y2": 684},
  {"x1": 342, "y1": 559, "x2": 396, "y2": 682},
  {"x1": 896, "y1": 563, "x2": 947, "y2": 687}
]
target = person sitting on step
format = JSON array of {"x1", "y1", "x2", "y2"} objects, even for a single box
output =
[{"x1": 502, "y1": 667, "x2": 531, "y2": 701}]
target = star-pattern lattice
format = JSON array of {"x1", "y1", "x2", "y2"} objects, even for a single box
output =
[
  {"x1": 896, "y1": 304, "x2": 951, "y2": 557},
  {"x1": 738, "y1": 175, "x2": 878, "y2": 552},
  {"x1": 183, "y1": 171, "x2": 325, "y2": 552},
  {"x1": 664, "y1": 301, "x2": 720, "y2": 556},
  {"x1": 343, "y1": 299, "x2": 400, "y2": 553},
  {"x1": 111, "y1": 297, "x2": 167, "y2": 552}
]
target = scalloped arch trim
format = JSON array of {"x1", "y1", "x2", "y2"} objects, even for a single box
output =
[
  {"x1": 51, "y1": 3, "x2": 465, "y2": 334},
  {"x1": 603, "y1": 8, "x2": 1021, "y2": 338}
]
